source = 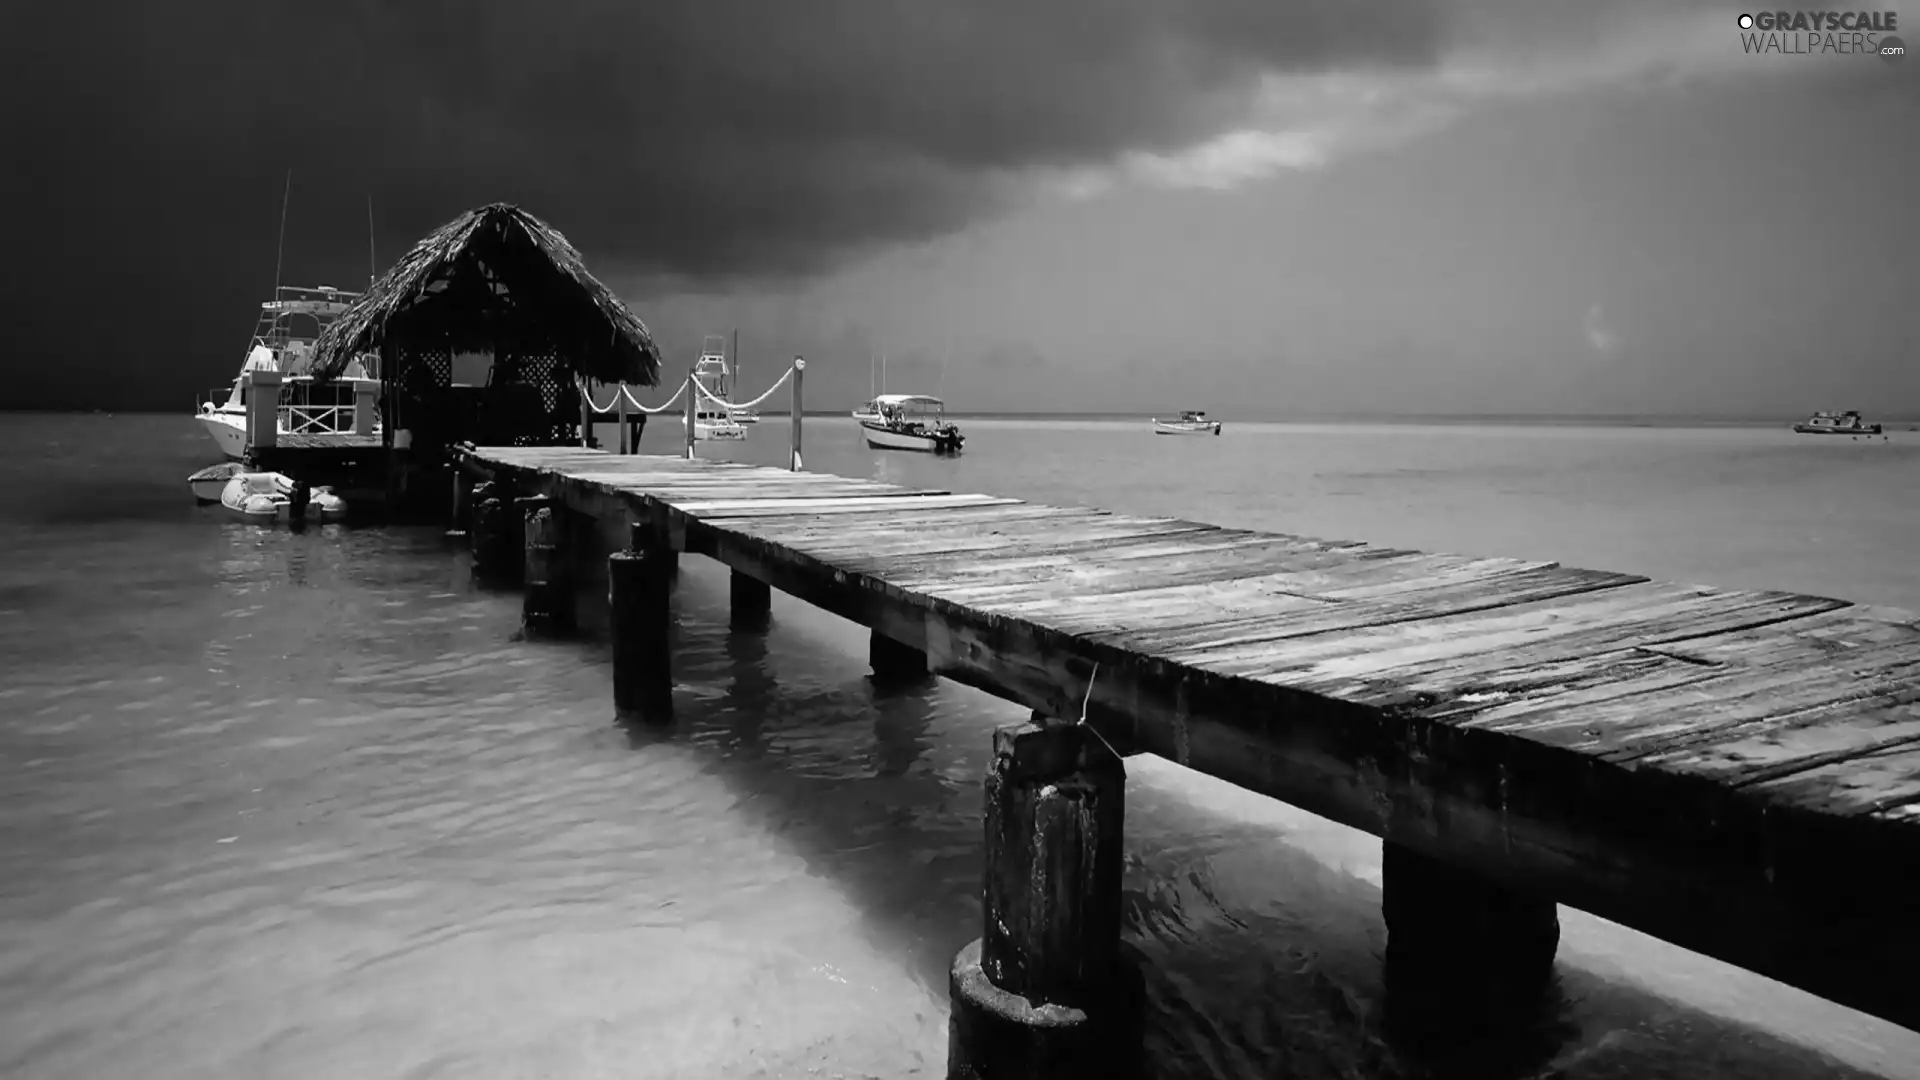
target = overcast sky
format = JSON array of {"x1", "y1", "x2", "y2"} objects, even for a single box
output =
[{"x1": 3, "y1": 0, "x2": 1915, "y2": 415}]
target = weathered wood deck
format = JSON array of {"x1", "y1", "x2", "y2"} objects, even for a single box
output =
[{"x1": 459, "y1": 445, "x2": 1920, "y2": 1034}]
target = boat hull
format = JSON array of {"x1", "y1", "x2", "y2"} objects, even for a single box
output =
[
  {"x1": 188, "y1": 462, "x2": 244, "y2": 502},
  {"x1": 219, "y1": 472, "x2": 348, "y2": 525},
  {"x1": 1793, "y1": 423, "x2": 1881, "y2": 435},
  {"x1": 196, "y1": 412, "x2": 251, "y2": 459},
  {"x1": 1153, "y1": 420, "x2": 1221, "y2": 435},
  {"x1": 862, "y1": 421, "x2": 963, "y2": 454},
  {"x1": 683, "y1": 416, "x2": 749, "y2": 441}
]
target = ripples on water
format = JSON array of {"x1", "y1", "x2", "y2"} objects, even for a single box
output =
[{"x1": 2, "y1": 415, "x2": 1917, "y2": 1079}]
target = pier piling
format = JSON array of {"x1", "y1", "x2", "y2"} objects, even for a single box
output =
[
  {"x1": 1382, "y1": 842, "x2": 1560, "y2": 1005},
  {"x1": 468, "y1": 482, "x2": 519, "y2": 582},
  {"x1": 520, "y1": 495, "x2": 574, "y2": 635},
  {"x1": 609, "y1": 545, "x2": 674, "y2": 724},
  {"x1": 729, "y1": 569, "x2": 772, "y2": 632},
  {"x1": 869, "y1": 630, "x2": 928, "y2": 681},
  {"x1": 448, "y1": 468, "x2": 474, "y2": 539},
  {"x1": 948, "y1": 717, "x2": 1143, "y2": 1080}
]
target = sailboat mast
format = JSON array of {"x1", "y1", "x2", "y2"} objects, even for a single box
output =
[{"x1": 732, "y1": 328, "x2": 740, "y2": 391}]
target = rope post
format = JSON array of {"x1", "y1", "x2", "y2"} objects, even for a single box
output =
[
  {"x1": 790, "y1": 357, "x2": 805, "y2": 472},
  {"x1": 683, "y1": 372, "x2": 697, "y2": 460},
  {"x1": 579, "y1": 382, "x2": 592, "y2": 448},
  {"x1": 617, "y1": 383, "x2": 631, "y2": 454}
]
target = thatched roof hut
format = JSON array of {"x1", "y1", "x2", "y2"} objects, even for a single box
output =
[
  {"x1": 310, "y1": 203, "x2": 662, "y2": 386},
  {"x1": 307, "y1": 203, "x2": 663, "y2": 451}
]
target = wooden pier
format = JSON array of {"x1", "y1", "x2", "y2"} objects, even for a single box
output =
[{"x1": 454, "y1": 444, "x2": 1920, "y2": 1072}]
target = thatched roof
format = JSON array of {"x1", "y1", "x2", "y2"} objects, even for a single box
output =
[{"x1": 308, "y1": 203, "x2": 662, "y2": 386}]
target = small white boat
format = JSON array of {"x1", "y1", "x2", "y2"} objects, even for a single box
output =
[
  {"x1": 862, "y1": 394, "x2": 965, "y2": 454},
  {"x1": 851, "y1": 400, "x2": 882, "y2": 423},
  {"x1": 219, "y1": 472, "x2": 348, "y2": 525},
  {"x1": 188, "y1": 462, "x2": 244, "y2": 502},
  {"x1": 1793, "y1": 410, "x2": 1882, "y2": 435},
  {"x1": 727, "y1": 407, "x2": 760, "y2": 424},
  {"x1": 681, "y1": 336, "x2": 750, "y2": 441},
  {"x1": 1153, "y1": 410, "x2": 1222, "y2": 436}
]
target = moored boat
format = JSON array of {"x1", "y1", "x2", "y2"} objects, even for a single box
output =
[
  {"x1": 861, "y1": 394, "x2": 964, "y2": 453},
  {"x1": 1792, "y1": 410, "x2": 1881, "y2": 435},
  {"x1": 218, "y1": 471, "x2": 348, "y2": 525},
  {"x1": 1153, "y1": 410, "x2": 1221, "y2": 435},
  {"x1": 681, "y1": 335, "x2": 749, "y2": 441},
  {"x1": 188, "y1": 462, "x2": 244, "y2": 502},
  {"x1": 195, "y1": 285, "x2": 382, "y2": 459}
]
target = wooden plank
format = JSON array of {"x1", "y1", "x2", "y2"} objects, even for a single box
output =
[
  {"x1": 670, "y1": 494, "x2": 1027, "y2": 518},
  {"x1": 885, "y1": 534, "x2": 1384, "y2": 602},
  {"x1": 1747, "y1": 739, "x2": 1920, "y2": 820},
  {"x1": 1165, "y1": 582, "x2": 1829, "y2": 675},
  {"x1": 729, "y1": 504, "x2": 1091, "y2": 539},
  {"x1": 1019, "y1": 563, "x2": 1640, "y2": 642}
]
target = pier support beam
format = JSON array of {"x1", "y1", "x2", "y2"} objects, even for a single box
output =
[
  {"x1": 730, "y1": 569, "x2": 771, "y2": 632},
  {"x1": 469, "y1": 482, "x2": 522, "y2": 583},
  {"x1": 870, "y1": 629, "x2": 928, "y2": 681},
  {"x1": 609, "y1": 546, "x2": 674, "y2": 724},
  {"x1": 947, "y1": 716, "x2": 1143, "y2": 1080},
  {"x1": 448, "y1": 468, "x2": 473, "y2": 539},
  {"x1": 520, "y1": 495, "x2": 574, "y2": 636},
  {"x1": 1381, "y1": 842, "x2": 1560, "y2": 1011}
]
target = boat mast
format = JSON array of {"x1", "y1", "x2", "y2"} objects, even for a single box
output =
[
  {"x1": 732, "y1": 329, "x2": 740, "y2": 398},
  {"x1": 366, "y1": 195, "x2": 377, "y2": 287},
  {"x1": 270, "y1": 168, "x2": 292, "y2": 347}
]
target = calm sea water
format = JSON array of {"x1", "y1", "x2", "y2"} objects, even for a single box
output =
[{"x1": 3, "y1": 412, "x2": 1917, "y2": 1080}]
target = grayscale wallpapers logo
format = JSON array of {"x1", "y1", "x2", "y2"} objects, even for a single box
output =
[{"x1": 1737, "y1": 10, "x2": 1905, "y2": 60}]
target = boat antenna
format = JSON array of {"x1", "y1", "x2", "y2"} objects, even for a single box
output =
[
  {"x1": 271, "y1": 168, "x2": 292, "y2": 301},
  {"x1": 366, "y1": 194, "x2": 378, "y2": 287}
]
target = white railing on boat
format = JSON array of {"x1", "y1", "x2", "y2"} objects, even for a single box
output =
[{"x1": 281, "y1": 404, "x2": 354, "y2": 434}]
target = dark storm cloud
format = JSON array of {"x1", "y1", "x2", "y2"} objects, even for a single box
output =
[{"x1": 1, "y1": 0, "x2": 1441, "y2": 407}]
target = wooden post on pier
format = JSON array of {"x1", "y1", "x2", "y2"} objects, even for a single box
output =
[
  {"x1": 948, "y1": 716, "x2": 1143, "y2": 1080},
  {"x1": 683, "y1": 372, "x2": 697, "y2": 460},
  {"x1": 790, "y1": 357, "x2": 805, "y2": 471},
  {"x1": 1381, "y1": 842, "x2": 1560, "y2": 1015},
  {"x1": 519, "y1": 495, "x2": 574, "y2": 635},
  {"x1": 609, "y1": 531, "x2": 674, "y2": 724},
  {"x1": 729, "y1": 569, "x2": 771, "y2": 632},
  {"x1": 468, "y1": 481, "x2": 520, "y2": 583},
  {"x1": 579, "y1": 384, "x2": 593, "y2": 448},
  {"x1": 448, "y1": 467, "x2": 473, "y2": 539},
  {"x1": 617, "y1": 385, "x2": 631, "y2": 455},
  {"x1": 870, "y1": 630, "x2": 928, "y2": 681}
]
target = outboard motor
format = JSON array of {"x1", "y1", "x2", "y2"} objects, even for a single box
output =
[{"x1": 288, "y1": 479, "x2": 313, "y2": 524}]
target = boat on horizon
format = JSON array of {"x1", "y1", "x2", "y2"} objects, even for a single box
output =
[
  {"x1": 1792, "y1": 410, "x2": 1881, "y2": 435},
  {"x1": 682, "y1": 335, "x2": 748, "y2": 441},
  {"x1": 861, "y1": 394, "x2": 965, "y2": 454},
  {"x1": 194, "y1": 285, "x2": 381, "y2": 459},
  {"x1": 1153, "y1": 410, "x2": 1222, "y2": 436}
]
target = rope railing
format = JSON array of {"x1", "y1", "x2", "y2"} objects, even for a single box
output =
[
  {"x1": 577, "y1": 378, "x2": 687, "y2": 416},
  {"x1": 574, "y1": 356, "x2": 805, "y2": 471},
  {"x1": 687, "y1": 362, "x2": 796, "y2": 412}
]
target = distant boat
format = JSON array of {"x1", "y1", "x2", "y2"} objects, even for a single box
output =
[
  {"x1": 1153, "y1": 410, "x2": 1222, "y2": 436},
  {"x1": 1793, "y1": 410, "x2": 1881, "y2": 435},
  {"x1": 852, "y1": 351, "x2": 890, "y2": 423},
  {"x1": 861, "y1": 394, "x2": 965, "y2": 453},
  {"x1": 682, "y1": 335, "x2": 748, "y2": 441}
]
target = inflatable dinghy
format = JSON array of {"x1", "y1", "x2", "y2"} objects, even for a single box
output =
[
  {"x1": 218, "y1": 471, "x2": 349, "y2": 525},
  {"x1": 188, "y1": 462, "x2": 245, "y2": 503}
]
